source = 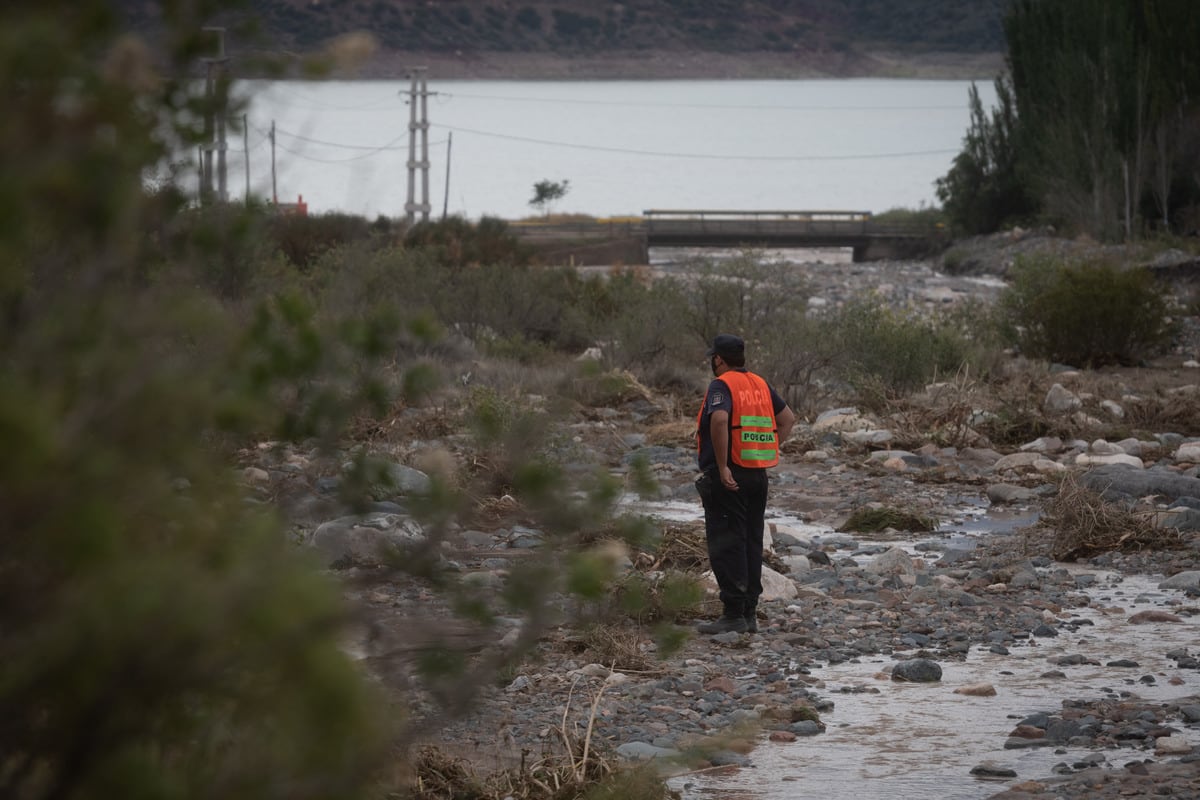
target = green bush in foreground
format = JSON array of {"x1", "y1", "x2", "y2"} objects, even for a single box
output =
[
  {"x1": 999, "y1": 256, "x2": 1172, "y2": 367},
  {"x1": 0, "y1": 4, "x2": 395, "y2": 797}
]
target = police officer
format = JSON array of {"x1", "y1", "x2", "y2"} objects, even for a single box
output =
[{"x1": 695, "y1": 334, "x2": 795, "y2": 634}]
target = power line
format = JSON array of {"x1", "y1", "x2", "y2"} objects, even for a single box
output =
[
  {"x1": 438, "y1": 90, "x2": 968, "y2": 112},
  {"x1": 256, "y1": 84, "x2": 400, "y2": 112},
  {"x1": 251, "y1": 123, "x2": 447, "y2": 162},
  {"x1": 270, "y1": 137, "x2": 447, "y2": 164},
  {"x1": 271, "y1": 126, "x2": 411, "y2": 151},
  {"x1": 433, "y1": 123, "x2": 957, "y2": 162}
]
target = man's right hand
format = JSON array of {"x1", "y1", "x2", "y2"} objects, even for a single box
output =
[{"x1": 718, "y1": 465, "x2": 738, "y2": 491}]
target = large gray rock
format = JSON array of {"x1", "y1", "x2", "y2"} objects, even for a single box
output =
[
  {"x1": 1156, "y1": 508, "x2": 1200, "y2": 532},
  {"x1": 1078, "y1": 465, "x2": 1200, "y2": 503},
  {"x1": 813, "y1": 407, "x2": 871, "y2": 433},
  {"x1": 1176, "y1": 442, "x2": 1200, "y2": 462},
  {"x1": 1159, "y1": 571, "x2": 1200, "y2": 590},
  {"x1": 1020, "y1": 436, "x2": 1064, "y2": 454},
  {"x1": 1075, "y1": 453, "x2": 1144, "y2": 469},
  {"x1": 892, "y1": 658, "x2": 943, "y2": 682},
  {"x1": 992, "y1": 452, "x2": 1046, "y2": 472},
  {"x1": 700, "y1": 564, "x2": 798, "y2": 601},
  {"x1": 622, "y1": 445, "x2": 690, "y2": 467},
  {"x1": 308, "y1": 513, "x2": 425, "y2": 568},
  {"x1": 987, "y1": 484, "x2": 1038, "y2": 505},
  {"x1": 1044, "y1": 383, "x2": 1082, "y2": 414},
  {"x1": 866, "y1": 547, "x2": 916, "y2": 577},
  {"x1": 387, "y1": 463, "x2": 432, "y2": 495}
]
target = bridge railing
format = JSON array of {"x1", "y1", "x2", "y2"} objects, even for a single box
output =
[
  {"x1": 642, "y1": 210, "x2": 941, "y2": 238},
  {"x1": 643, "y1": 209, "x2": 874, "y2": 237},
  {"x1": 507, "y1": 218, "x2": 645, "y2": 238},
  {"x1": 507, "y1": 211, "x2": 943, "y2": 241}
]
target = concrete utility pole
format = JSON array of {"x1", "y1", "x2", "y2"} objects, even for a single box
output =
[
  {"x1": 442, "y1": 132, "x2": 452, "y2": 221},
  {"x1": 242, "y1": 113, "x2": 250, "y2": 203},
  {"x1": 269, "y1": 120, "x2": 278, "y2": 204},
  {"x1": 201, "y1": 26, "x2": 229, "y2": 204},
  {"x1": 404, "y1": 67, "x2": 432, "y2": 224}
]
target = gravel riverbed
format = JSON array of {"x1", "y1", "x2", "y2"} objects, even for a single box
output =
[{"x1": 248, "y1": 233, "x2": 1200, "y2": 796}]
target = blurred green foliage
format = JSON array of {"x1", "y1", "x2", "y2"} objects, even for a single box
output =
[{"x1": 1, "y1": 2, "x2": 393, "y2": 798}]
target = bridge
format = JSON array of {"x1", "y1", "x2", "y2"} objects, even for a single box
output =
[{"x1": 511, "y1": 210, "x2": 945, "y2": 265}]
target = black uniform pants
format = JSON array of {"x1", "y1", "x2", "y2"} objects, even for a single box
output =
[{"x1": 697, "y1": 465, "x2": 768, "y2": 618}]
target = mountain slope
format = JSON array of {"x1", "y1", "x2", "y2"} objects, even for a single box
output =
[{"x1": 118, "y1": 0, "x2": 1008, "y2": 78}]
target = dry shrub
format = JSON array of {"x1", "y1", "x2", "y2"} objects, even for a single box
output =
[
  {"x1": 580, "y1": 624, "x2": 654, "y2": 673},
  {"x1": 471, "y1": 493, "x2": 526, "y2": 526},
  {"x1": 1122, "y1": 389, "x2": 1200, "y2": 434},
  {"x1": 408, "y1": 744, "x2": 641, "y2": 800},
  {"x1": 406, "y1": 689, "x2": 679, "y2": 799},
  {"x1": 649, "y1": 522, "x2": 709, "y2": 571},
  {"x1": 644, "y1": 419, "x2": 695, "y2": 447},
  {"x1": 608, "y1": 570, "x2": 706, "y2": 625},
  {"x1": 1045, "y1": 475, "x2": 1186, "y2": 560},
  {"x1": 410, "y1": 746, "x2": 485, "y2": 799},
  {"x1": 880, "y1": 370, "x2": 983, "y2": 449},
  {"x1": 565, "y1": 367, "x2": 658, "y2": 409},
  {"x1": 636, "y1": 520, "x2": 782, "y2": 580}
]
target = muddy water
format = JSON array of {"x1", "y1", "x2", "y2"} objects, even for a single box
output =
[{"x1": 635, "y1": 500, "x2": 1199, "y2": 799}]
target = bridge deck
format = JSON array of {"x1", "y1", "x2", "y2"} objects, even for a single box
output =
[{"x1": 510, "y1": 210, "x2": 943, "y2": 262}]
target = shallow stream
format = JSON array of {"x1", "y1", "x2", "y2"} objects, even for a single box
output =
[{"x1": 633, "y1": 499, "x2": 1199, "y2": 799}]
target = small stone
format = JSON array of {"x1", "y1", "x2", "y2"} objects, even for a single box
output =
[
  {"x1": 704, "y1": 677, "x2": 737, "y2": 694},
  {"x1": 954, "y1": 683, "x2": 997, "y2": 697},
  {"x1": 1010, "y1": 725, "x2": 1046, "y2": 740},
  {"x1": 769, "y1": 731, "x2": 797, "y2": 743},
  {"x1": 970, "y1": 763, "x2": 1017, "y2": 778}
]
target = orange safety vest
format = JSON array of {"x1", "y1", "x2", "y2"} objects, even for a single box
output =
[{"x1": 696, "y1": 370, "x2": 780, "y2": 468}]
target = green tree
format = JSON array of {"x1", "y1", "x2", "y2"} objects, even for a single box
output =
[
  {"x1": 936, "y1": 77, "x2": 1036, "y2": 234},
  {"x1": 529, "y1": 178, "x2": 570, "y2": 216},
  {"x1": 999, "y1": 0, "x2": 1200, "y2": 240}
]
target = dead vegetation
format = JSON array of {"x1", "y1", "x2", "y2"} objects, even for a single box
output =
[
  {"x1": 628, "y1": 521, "x2": 779, "y2": 602},
  {"x1": 645, "y1": 522, "x2": 708, "y2": 571},
  {"x1": 403, "y1": 678, "x2": 681, "y2": 800},
  {"x1": 881, "y1": 371, "x2": 981, "y2": 450},
  {"x1": 1042, "y1": 475, "x2": 1187, "y2": 561},
  {"x1": 578, "y1": 624, "x2": 655, "y2": 673}
]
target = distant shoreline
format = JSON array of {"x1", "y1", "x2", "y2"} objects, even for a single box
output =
[{"x1": 325, "y1": 48, "x2": 1006, "y2": 82}]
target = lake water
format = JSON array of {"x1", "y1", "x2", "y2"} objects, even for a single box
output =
[{"x1": 231, "y1": 79, "x2": 997, "y2": 220}]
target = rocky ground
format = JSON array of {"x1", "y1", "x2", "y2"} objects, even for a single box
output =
[{"x1": 244, "y1": 231, "x2": 1200, "y2": 798}]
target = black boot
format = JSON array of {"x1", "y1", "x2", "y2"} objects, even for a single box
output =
[
  {"x1": 696, "y1": 615, "x2": 748, "y2": 635},
  {"x1": 743, "y1": 601, "x2": 759, "y2": 633}
]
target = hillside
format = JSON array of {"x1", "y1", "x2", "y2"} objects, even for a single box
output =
[{"x1": 117, "y1": 0, "x2": 1008, "y2": 79}]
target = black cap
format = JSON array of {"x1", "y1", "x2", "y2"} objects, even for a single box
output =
[{"x1": 706, "y1": 333, "x2": 745, "y2": 359}]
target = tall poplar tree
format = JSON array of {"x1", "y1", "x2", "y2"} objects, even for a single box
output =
[{"x1": 941, "y1": 0, "x2": 1200, "y2": 240}]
